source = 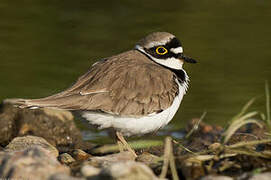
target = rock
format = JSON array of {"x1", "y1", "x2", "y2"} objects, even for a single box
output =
[
  {"x1": 81, "y1": 164, "x2": 101, "y2": 177},
  {"x1": 5, "y1": 135, "x2": 59, "y2": 157},
  {"x1": 98, "y1": 161, "x2": 159, "y2": 180},
  {"x1": 49, "y1": 173, "x2": 84, "y2": 180},
  {"x1": 178, "y1": 155, "x2": 205, "y2": 180},
  {"x1": 58, "y1": 153, "x2": 76, "y2": 164},
  {"x1": 249, "y1": 172, "x2": 271, "y2": 180},
  {"x1": 67, "y1": 152, "x2": 135, "y2": 178},
  {"x1": 200, "y1": 175, "x2": 233, "y2": 180},
  {"x1": 87, "y1": 151, "x2": 136, "y2": 168},
  {"x1": 71, "y1": 149, "x2": 91, "y2": 161},
  {"x1": 0, "y1": 101, "x2": 94, "y2": 151},
  {"x1": 0, "y1": 147, "x2": 70, "y2": 180}
]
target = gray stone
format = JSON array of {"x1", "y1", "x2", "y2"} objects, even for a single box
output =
[
  {"x1": 5, "y1": 135, "x2": 59, "y2": 157},
  {"x1": 0, "y1": 147, "x2": 70, "y2": 180},
  {"x1": 249, "y1": 172, "x2": 271, "y2": 180},
  {"x1": 99, "y1": 161, "x2": 159, "y2": 180},
  {"x1": 81, "y1": 164, "x2": 101, "y2": 177}
]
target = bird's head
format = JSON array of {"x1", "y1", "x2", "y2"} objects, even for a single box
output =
[{"x1": 135, "y1": 32, "x2": 197, "y2": 70}]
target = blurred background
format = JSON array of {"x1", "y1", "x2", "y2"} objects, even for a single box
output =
[{"x1": 0, "y1": 0, "x2": 271, "y2": 140}]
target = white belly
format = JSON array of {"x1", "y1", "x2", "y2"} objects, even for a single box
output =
[{"x1": 81, "y1": 81, "x2": 186, "y2": 136}]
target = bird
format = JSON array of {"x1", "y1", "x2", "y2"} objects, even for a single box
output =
[{"x1": 10, "y1": 32, "x2": 197, "y2": 157}]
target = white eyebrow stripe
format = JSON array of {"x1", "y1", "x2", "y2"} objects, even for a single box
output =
[
  {"x1": 170, "y1": 47, "x2": 183, "y2": 54},
  {"x1": 135, "y1": 45, "x2": 183, "y2": 70}
]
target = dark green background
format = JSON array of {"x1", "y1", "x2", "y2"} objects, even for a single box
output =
[{"x1": 1, "y1": 0, "x2": 270, "y2": 138}]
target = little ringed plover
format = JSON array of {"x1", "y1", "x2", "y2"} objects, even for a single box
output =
[{"x1": 12, "y1": 32, "x2": 197, "y2": 157}]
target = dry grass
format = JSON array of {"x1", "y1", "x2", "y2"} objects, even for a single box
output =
[{"x1": 222, "y1": 98, "x2": 263, "y2": 144}]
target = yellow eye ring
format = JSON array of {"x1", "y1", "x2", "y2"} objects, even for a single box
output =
[{"x1": 155, "y1": 46, "x2": 168, "y2": 55}]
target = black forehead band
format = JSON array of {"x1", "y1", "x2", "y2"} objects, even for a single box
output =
[{"x1": 164, "y1": 37, "x2": 182, "y2": 49}]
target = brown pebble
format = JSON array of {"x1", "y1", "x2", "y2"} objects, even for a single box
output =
[
  {"x1": 58, "y1": 153, "x2": 76, "y2": 164},
  {"x1": 202, "y1": 125, "x2": 213, "y2": 133},
  {"x1": 72, "y1": 149, "x2": 91, "y2": 161}
]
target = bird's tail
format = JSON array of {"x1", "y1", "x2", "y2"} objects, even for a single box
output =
[
  {"x1": 4, "y1": 98, "x2": 56, "y2": 109},
  {"x1": 4, "y1": 87, "x2": 89, "y2": 110}
]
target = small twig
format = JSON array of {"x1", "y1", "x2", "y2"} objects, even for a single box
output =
[
  {"x1": 227, "y1": 149, "x2": 271, "y2": 159},
  {"x1": 187, "y1": 153, "x2": 237, "y2": 162},
  {"x1": 218, "y1": 161, "x2": 237, "y2": 172},
  {"x1": 173, "y1": 139, "x2": 196, "y2": 155},
  {"x1": 233, "y1": 132, "x2": 259, "y2": 140},
  {"x1": 226, "y1": 139, "x2": 271, "y2": 149},
  {"x1": 169, "y1": 152, "x2": 179, "y2": 180},
  {"x1": 185, "y1": 111, "x2": 207, "y2": 139},
  {"x1": 159, "y1": 137, "x2": 172, "y2": 178}
]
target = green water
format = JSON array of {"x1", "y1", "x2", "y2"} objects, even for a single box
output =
[{"x1": 1, "y1": 0, "x2": 271, "y2": 137}]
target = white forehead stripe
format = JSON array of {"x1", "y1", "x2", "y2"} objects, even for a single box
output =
[
  {"x1": 170, "y1": 47, "x2": 183, "y2": 54},
  {"x1": 144, "y1": 37, "x2": 174, "y2": 48}
]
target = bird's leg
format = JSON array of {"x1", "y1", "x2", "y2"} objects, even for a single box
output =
[
  {"x1": 117, "y1": 139, "x2": 124, "y2": 152},
  {"x1": 116, "y1": 131, "x2": 137, "y2": 157},
  {"x1": 112, "y1": 130, "x2": 124, "y2": 152}
]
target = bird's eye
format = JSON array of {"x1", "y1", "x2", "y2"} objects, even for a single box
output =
[{"x1": 155, "y1": 46, "x2": 168, "y2": 55}]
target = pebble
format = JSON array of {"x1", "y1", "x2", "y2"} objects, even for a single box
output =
[
  {"x1": 58, "y1": 153, "x2": 76, "y2": 164},
  {"x1": 100, "y1": 161, "x2": 159, "y2": 180},
  {"x1": 81, "y1": 164, "x2": 101, "y2": 177},
  {"x1": 72, "y1": 149, "x2": 91, "y2": 161}
]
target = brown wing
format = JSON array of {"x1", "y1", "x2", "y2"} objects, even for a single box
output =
[{"x1": 16, "y1": 50, "x2": 179, "y2": 116}]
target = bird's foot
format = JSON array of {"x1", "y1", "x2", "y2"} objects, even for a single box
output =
[{"x1": 116, "y1": 131, "x2": 137, "y2": 158}]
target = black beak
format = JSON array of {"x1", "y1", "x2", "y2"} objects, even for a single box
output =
[{"x1": 178, "y1": 53, "x2": 197, "y2": 63}]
